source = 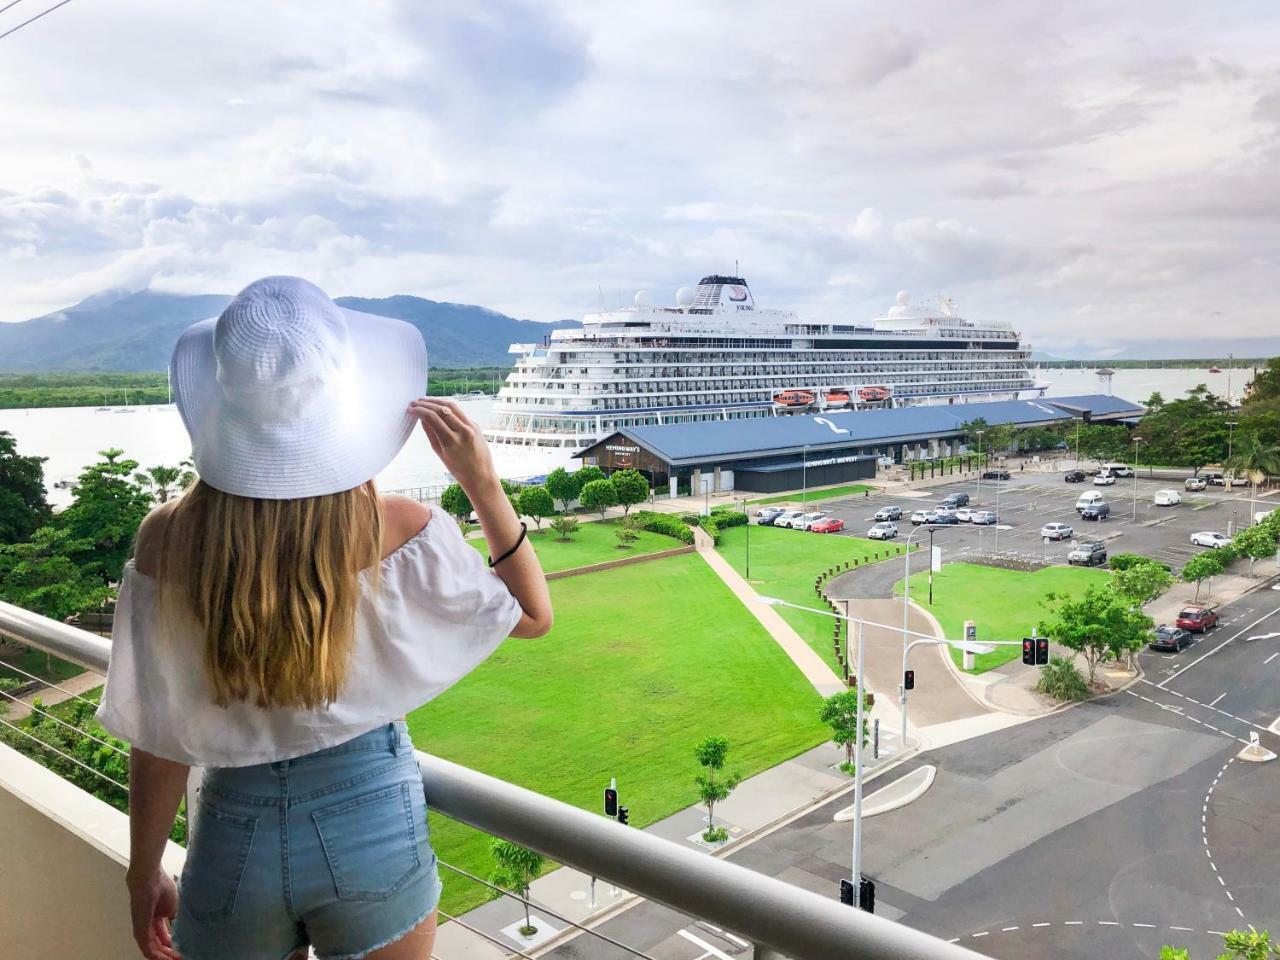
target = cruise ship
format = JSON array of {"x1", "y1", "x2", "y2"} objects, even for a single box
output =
[{"x1": 484, "y1": 275, "x2": 1041, "y2": 475}]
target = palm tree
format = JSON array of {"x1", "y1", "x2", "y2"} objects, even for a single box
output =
[
  {"x1": 1225, "y1": 432, "x2": 1280, "y2": 528},
  {"x1": 135, "y1": 464, "x2": 193, "y2": 503}
]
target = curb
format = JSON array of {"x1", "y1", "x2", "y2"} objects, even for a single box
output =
[{"x1": 834, "y1": 764, "x2": 936, "y2": 821}]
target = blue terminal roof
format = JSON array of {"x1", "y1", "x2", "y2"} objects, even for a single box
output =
[{"x1": 579, "y1": 394, "x2": 1143, "y2": 466}]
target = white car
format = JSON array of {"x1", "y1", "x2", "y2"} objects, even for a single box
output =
[
  {"x1": 874, "y1": 506, "x2": 902, "y2": 522},
  {"x1": 932, "y1": 506, "x2": 958, "y2": 519},
  {"x1": 1103, "y1": 462, "x2": 1134, "y2": 478},
  {"x1": 1093, "y1": 473, "x2": 1116, "y2": 486},
  {"x1": 1041, "y1": 522, "x2": 1075, "y2": 541},
  {"x1": 773, "y1": 510, "x2": 805, "y2": 529},
  {"x1": 1153, "y1": 489, "x2": 1181, "y2": 507},
  {"x1": 954, "y1": 507, "x2": 974, "y2": 522},
  {"x1": 795, "y1": 511, "x2": 830, "y2": 531},
  {"x1": 910, "y1": 509, "x2": 931, "y2": 525},
  {"x1": 868, "y1": 521, "x2": 899, "y2": 540},
  {"x1": 1190, "y1": 531, "x2": 1231, "y2": 549}
]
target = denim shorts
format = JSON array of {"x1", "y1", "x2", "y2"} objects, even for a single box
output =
[{"x1": 173, "y1": 721, "x2": 442, "y2": 960}]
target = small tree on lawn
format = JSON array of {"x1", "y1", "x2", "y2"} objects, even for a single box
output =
[
  {"x1": 545, "y1": 467, "x2": 582, "y2": 512},
  {"x1": 1039, "y1": 583, "x2": 1152, "y2": 684},
  {"x1": 580, "y1": 478, "x2": 618, "y2": 519},
  {"x1": 549, "y1": 516, "x2": 579, "y2": 542},
  {"x1": 488, "y1": 839, "x2": 544, "y2": 937},
  {"x1": 819, "y1": 689, "x2": 871, "y2": 774},
  {"x1": 1182, "y1": 550, "x2": 1227, "y2": 602},
  {"x1": 694, "y1": 736, "x2": 742, "y2": 843},
  {"x1": 440, "y1": 483, "x2": 473, "y2": 522},
  {"x1": 575, "y1": 465, "x2": 606, "y2": 489},
  {"x1": 516, "y1": 485, "x2": 555, "y2": 531},
  {"x1": 1112, "y1": 558, "x2": 1174, "y2": 605},
  {"x1": 1233, "y1": 523, "x2": 1277, "y2": 577},
  {"x1": 614, "y1": 514, "x2": 640, "y2": 548},
  {"x1": 610, "y1": 468, "x2": 649, "y2": 515}
]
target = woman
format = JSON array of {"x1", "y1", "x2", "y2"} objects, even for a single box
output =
[{"x1": 96, "y1": 276, "x2": 552, "y2": 960}]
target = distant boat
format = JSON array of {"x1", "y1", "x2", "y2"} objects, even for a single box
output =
[
  {"x1": 455, "y1": 390, "x2": 487, "y2": 401},
  {"x1": 1208, "y1": 366, "x2": 1222, "y2": 373},
  {"x1": 773, "y1": 389, "x2": 815, "y2": 410}
]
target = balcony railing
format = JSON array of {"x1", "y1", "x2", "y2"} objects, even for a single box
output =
[{"x1": 0, "y1": 599, "x2": 988, "y2": 960}]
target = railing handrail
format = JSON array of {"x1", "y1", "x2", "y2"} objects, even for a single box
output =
[{"x1": 0, "y1": 600, "x2": 988, "y2": 960}]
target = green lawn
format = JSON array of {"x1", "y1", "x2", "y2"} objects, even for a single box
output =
[
  {"x1": 466, "y1": 518, "x2": 683, "y2": 573},
  {"x1": 0, "y1": 644, "x2": 86, "y2": 685},
  {"x1": 897, "y1": 562, "x2": 1111, "y2": 673},
  {"x1": 409, "y1": 552, "x2": 828, "y2": 917},
  {"x1": 715, "y1": 524, "x2": 908, "y2": 671},
  {"x1": 748, "y1": 483, "x2": 873, "y2": 506}
]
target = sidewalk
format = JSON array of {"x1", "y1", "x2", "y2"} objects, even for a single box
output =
[{"x1": 3, "y1": 670, "x2": 104, "y2": 722}]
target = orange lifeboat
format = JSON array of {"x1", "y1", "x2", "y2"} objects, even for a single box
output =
[
  {"x1": 857, "y1": 385, "x2": 892, "y2": 402},
  {"x1": 772, "y1": 389, "x2": 815, "y2": 410},
  {"x1": 823, "y1": 390, "x2": 851, "y2": 408}
]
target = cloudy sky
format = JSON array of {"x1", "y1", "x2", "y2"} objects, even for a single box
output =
[{"x1": 1, "y1": 0, "x2": 1277, "y2": 351}]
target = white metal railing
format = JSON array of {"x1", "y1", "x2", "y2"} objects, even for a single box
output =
[{"x1": 0, "y1": 600, "x2": 989, "y2": 960}]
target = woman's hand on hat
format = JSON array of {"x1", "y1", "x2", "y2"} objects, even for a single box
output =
[{"x1": 408, "y1": 397, "x2": 498, "y2": 494}]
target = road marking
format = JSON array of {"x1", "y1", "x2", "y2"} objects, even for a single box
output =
[
  {"x1": 1159, "y1": 607, "x2": 1280, "y2": 688},
  {"x1": 1064, "y1": 921, "x2": 1083, "y2": 925},
  {"x1": 971, "y1": 931, "x2": 989, "y2": 938},
  {"x1": 1032, "y1": 922, "x2": 1051, "y2": 928},
  {"x1": 1209, "y1": 692, "x2": 1226, "y2": 707},
  {"x1": 1266, "y1": 652, "x2": 1279, "y2": 665},
  {"x1": 1098, "y1": 920, "x2": 1120, "y2": 926},
  {"x1": 1002, "y1": 926, "x2": 1020, "y2": 931},
  {"x1": 1133, "y1": 923, "x2": 1156, "y2": 928},
  {"x1": 1138, "y1": 681, "x2": 1272, "y2": 737},
  {"x1": 677, "y1": 929, "x2": 735, "y2": 960}
]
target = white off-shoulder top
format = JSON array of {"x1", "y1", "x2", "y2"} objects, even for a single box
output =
[{"x1": 96, "y1": 515, "x2": 522, "y2": 767}]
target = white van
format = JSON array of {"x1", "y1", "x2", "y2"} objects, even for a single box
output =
[
  {"x1": 1075, "y1": 491, "x2": 1106, "y2": 513},
  {"x1": 1256, "y1": 508, "x2": 1276, "y2": 526},
  {"x1": 1103, "y1": 462, "x2": 1134, "y2": 478},
  {"x1": 1154, "y1": 489, "x2": 1181, "y2": 507}
]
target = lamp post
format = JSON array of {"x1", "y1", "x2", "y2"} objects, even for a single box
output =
[
  {"x1": 1131, "y1": 436, "x2": 1144, "y2": 521},
  {"x1": 974, "y1": 429, "x2": 985, "y2": 508},
  {"x1": 740, "y1": 497, "x2": 751, "y2": 579},
  {"x1": 1226, "y1": 420, "x2": 1238, "y2": 466},
  {"x1": 1074, "y1": 418, "x2": 1082, "y2": 470},
  {"x1": 802, "y1": 444, "x2": 810, "y2": 510}
]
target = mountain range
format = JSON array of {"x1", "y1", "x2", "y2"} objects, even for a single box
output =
[
  {"x1": 1033, "y1": 337, "x2": 1280, "y2": 362},
  {"x1": 0, "y1": 289, "x2": 578, "y2": 371}
]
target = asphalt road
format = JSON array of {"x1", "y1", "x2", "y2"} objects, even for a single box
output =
[{"x1": 542, "y1": 585, "x2": 1280, "y2": 960}]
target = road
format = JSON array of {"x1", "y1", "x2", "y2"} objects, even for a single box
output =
[{"x1": 542, "y1": 584, "x2": 1280, "y2": 960}]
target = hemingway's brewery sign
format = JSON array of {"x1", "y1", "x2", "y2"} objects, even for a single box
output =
[{"x1": 605, "y1": 442, "x2": 640, "y2": 467}]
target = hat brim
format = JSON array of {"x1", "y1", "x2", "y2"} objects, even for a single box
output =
[{"x1": 172, "y1": 308, "x2": 427, "y2": 499}]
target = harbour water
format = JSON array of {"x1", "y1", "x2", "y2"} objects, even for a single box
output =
[{"x1": 0, "y1": 366, "x2": 1251, "y2": 503}]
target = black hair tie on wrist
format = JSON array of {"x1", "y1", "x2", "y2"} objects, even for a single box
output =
[{"x1": 488, "y1": 522, "x2": 528, "y2": 568}]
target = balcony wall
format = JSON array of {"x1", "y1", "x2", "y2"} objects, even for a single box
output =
[{"x1": 0, "y1": 741, "x2": 186, "y2": 959}]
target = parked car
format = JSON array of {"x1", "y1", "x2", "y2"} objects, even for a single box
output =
[
  {"x1": 867, "y1": 521, "x2": 898, "y2": 540},
  {"x1": 1175, "y1": 605, "x2": 1219, "y2": 633},
  {"x1": 755, "y1": 506, "x2": 786, "y2": 525},
  {"x1": 1190, "y1": 531, "x2": 1231, "y2": 548},
  {"x1": 932, "y1": 506, "x2": 958, "y2": 519},
  {"x1": 910, "y1": 509, "x2": 931, "y2": 525},
  {"x1": 1041, "y1": 522, "x2": 1075, "y2": 540},
  {"x1": 1103, "y1": 462, "x2": 1134, "y2": 478},
  {"x1": 1149, "y1": 625, "x2": 1192, "y2": 652},
  {"x1": 954, "y1": 507, "x2": 974, "y2": 522},
  {"x1": 1204, "y1": 472, "x2": 1225, "y2": 486},
  {"x1": 1153, "y1": 489, "x2": 1181, "y2": 507},
  {"x1": 1184, "y1": 476, "x2": 1207, "y2": 492},
  {"x1": 981, "y1": 469, "x2": 1011, "y2": 481},
  {"x1": 1224, "y1": 473, "x2": 1248, "y2": 487},
  {"x1": 940, "y1": 492, "x2": 970, "y2": 507},
  {"x1": 1080, "y1": 502, "x2": 1111, "y2": 521},
  {"x1": 1064, "y1": 469, "x2": 1087, "y2": 483},
  {"x1": 1093, "y1": 472, "x2": 1117, "y2": 486},
  {"x1": 874, "y1": 505, "x2": 902, "y2": 522},
  {"x1": 1075, "y1": 491, "x2": 1106, "y2": 513},
  {"x1": 970, "y1": 510, "x2": 998, "y2": 525},
  {"x1": 1067, "y1": 540, "x2": 1107, "y2": 566},
  {"x1": 928, "y1": 512, "x2": 961, "y2": 525},
  {"x1": 795, "y1": 511, "x2": 830, "y2": 531},
  {"x1": 773, "y1": 510, "x2": 805, "y2": 529},
  {"x1": 810, "y1": 517, "x2": 846, "y2": 534}
]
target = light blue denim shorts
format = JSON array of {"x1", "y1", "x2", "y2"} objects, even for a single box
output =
[{"x1": 173, "y1": 721, "x2": 442, "y2": 960}]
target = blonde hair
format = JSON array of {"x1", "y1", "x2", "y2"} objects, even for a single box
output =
[{"x1": 158, "y1": 479, "x2": 383, "y2": 710}]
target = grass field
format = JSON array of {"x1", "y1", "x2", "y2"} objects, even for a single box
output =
[
  {"x1": 898, "y1": 562, "x2": 1111, "y2": 673},
  {"x1": 748, "y1": 483, "x2": 873, "y2": 506},
  {"x1": 0, "y1": 644, "x2": 86, "y2": 685},
  {"x1": 466, "y1": 518, "x2": 683, "y2": 573},
  {"x1": 715, "y1": 524, "x2": 907, "y2": 671},
  {"x1": 408, "y1": 552, "x2": 829, "y2": 917}
]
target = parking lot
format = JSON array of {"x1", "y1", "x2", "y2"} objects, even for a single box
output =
[{"x1": 799, "y1": 470, "x2": 1269, "y2": 572}]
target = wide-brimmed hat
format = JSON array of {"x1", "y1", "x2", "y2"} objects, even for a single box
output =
[{"x1": 171, "y1": 276, "x2": 426, "y2": 499}]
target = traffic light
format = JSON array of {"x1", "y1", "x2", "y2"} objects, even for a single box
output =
[
  {"x1": 604, "y1": 786, "x2": 618, "y2": 818},
  {"x1": 1022, "y1": 638, "x2": 1035, "y2": 666},
  {"x1": 617, "y1": 806, "x2": 629, "y2": 826},
  {"x1": 903, "y1": 669, "x2": 915, "y2": 691},
  {"x1": 1035, "y1": 637, "x2": 1049, "y2": 666},
  {"x1": 859, "y1": 876, "x2": 876, "y2": 913},
  {"x1": 839, "y1": 878, "x2": 855, "y2": 905}
]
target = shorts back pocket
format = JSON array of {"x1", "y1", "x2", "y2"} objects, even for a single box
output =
[
  {"x1": 181, "y1": 804, "x2": 258, "y2": 922},
  {"x1": 312, "y1": 781, "x2": 421, "y2": 901}
]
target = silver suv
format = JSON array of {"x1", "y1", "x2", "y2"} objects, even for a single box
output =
[{"x1": 1067, "y1": 540, "x2": 1107, "y2": 566}]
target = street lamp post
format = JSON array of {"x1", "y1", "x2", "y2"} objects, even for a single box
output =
[
  {"x1": 974, "y1": 429, "x2": 985, "y2": 509},
  {"x1": 740, "y1": 497, "x2": 751, "y2": 579},
  {"x1": 1074, "y1": 418, "x2": 1082, "y2": 470},
  {"x1": 802, "y1": 444, "x2": 810, "y2": 510},
  {"x1": 1131, "y1": 436, "x2": 1144, "y2": 521},
  {"x1": 1226, "y1": 420, "x2": 1238, "y2": 466}
]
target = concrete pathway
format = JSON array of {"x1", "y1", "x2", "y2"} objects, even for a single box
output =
[{"x1": 2, "y1": 670, "x2": 104, "y2": 722}]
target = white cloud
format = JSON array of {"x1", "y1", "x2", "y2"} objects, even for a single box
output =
[{"x1": 0, "y1": 0, "x2": 1278, "y2": 347}]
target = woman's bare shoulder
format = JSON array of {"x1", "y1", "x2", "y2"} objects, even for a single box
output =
[
  {"x1": 132, "y1": 500, "x2": 181, "y2": 578},
  {"x1": 380, "y1": 494, "x2": 433, "y2": 560}
]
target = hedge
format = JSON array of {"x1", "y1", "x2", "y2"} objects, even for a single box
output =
[
  {"x1": 631, "y1": 511, "x2": 696, "y2": 545},
  {"x1": 710, "y1": 509, "x2": 749, "y2": 529}
]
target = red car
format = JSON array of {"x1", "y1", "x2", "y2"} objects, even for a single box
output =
[
  {"x1": 1175, "y1": 605, "x2": 1218, "y2": 633},
  {"x1": 809, "y1": 517, "x2": 845, "y2": 534}
]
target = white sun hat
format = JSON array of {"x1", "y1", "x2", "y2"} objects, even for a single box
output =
[{"x1": 171, "y1": 276, "x2": 426, "y2": 499}]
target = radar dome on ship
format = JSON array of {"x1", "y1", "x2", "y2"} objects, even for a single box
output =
[
  {"x1": 896, "y1": 290, "x2": 910, "y2": 306},
  {"x1": 676, "y1": 286, "x2": 695, "y2": 306},
  {"x1": 634, "y1": 290, "x2": 650, "y2": 306}
]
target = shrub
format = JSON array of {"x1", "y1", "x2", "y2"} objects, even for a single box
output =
[
  {"x1": 699, "y1": 516, "x2": 721, "y2": 545},
  {"x1": 710, "y1": 509, "x2": 748, "y2": 529},
  {"x1": 440, "y1": 483, "x2": 472, "y2": 521},
  {"x1": 549, "y1": 516, "x2": 580, "y2": 542},
  {"x1": 1108, "y1": 553, "x2": 1152, "y2": 571},
  {"x1": 516, "y1": 485, "x2": 555, "y2": 531},
  {"x1": 580, "y1": 479, "x2": 618, "y2": 518},
  {"x1": 679, "y1": 512, "x2": 701, "y2": 525},
  {"x1": 1036, "y1": 655, "x2": 1089, "y2": 701},
  {"x1": 610, "y1": 469, "x2": 649, "y2": 515},
  {"x1": 631, "y1": 510, "x2": 694, "y2": 544},
  {"x1": 614, "y1": 516, "x2": 640, "y2": 548}
]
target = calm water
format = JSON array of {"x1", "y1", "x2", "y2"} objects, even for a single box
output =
[{"x1": 1, "y1": 366, "x2": 1252, "y2": 504}]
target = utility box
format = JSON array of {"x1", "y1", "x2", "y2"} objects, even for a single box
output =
[{"x1": 962, "y1": 620, "x2": 977, "y2": 670}]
